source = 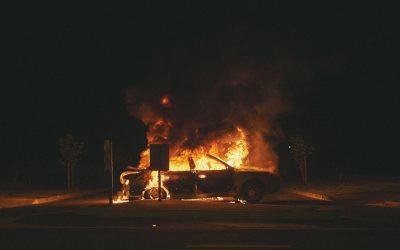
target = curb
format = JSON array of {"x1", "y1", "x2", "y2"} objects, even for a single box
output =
[
  {"x1": 77, "y1": 206, "x2": 339, "y2": 220},
  {"x1": 282, "y1": 188, "x2": 333, "y2": 201},
  {"x1": 367, "y1": 201, "x2": 400, "y2": 208},
  {"x1": 31, "y1": 189, "x2": 107, "y2": 204}
]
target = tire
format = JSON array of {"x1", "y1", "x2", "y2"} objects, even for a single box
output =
[
  {"x1": 144, "y1": 187, "x2": 167, "y2": 200},
  {"x1": 242, "y1": 181, "x2": 265, "y2": 203}
]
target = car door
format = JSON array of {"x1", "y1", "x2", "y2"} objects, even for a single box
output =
[
  {"x1": 163, "y1": 170, "x2": 196, "y2": 194},
  {"x1": 195, "y1": 167, "x2": 235, "y2": 193}
]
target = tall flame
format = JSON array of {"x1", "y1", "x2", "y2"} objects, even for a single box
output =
[{"x1": 137, "y1": 127, "x2": 249, "y2": 172}]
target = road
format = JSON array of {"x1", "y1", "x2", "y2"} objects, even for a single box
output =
[{"x1": 1, "y1": 192, "x2": 399, "y2": 249}]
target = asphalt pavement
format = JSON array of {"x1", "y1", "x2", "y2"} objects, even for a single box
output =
[
  {"x1": 78, "y1": 197, "x2": 339, "y2": 220},
  {"x1": 2, "y1": 186, "x2": 400, "y2": 221},
  {"x1": 1, "y1": 190, "x2": 400, "y2": 249}
]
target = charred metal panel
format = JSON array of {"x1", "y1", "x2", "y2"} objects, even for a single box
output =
[
  {"x1": 188, "y1": 156, "x2": 196, "y2": 170},
  {"x1": 164, "y1": 171, "x2": 196, "y2": 194},
  {"x1": 126, "y1": 170, "x2": 151, "y2": 192},
  {"x1": 196, "y1": 168, "x2": 235, "y2": 193}
]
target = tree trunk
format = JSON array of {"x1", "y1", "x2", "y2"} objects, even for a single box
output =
[
  {"x1": 304, "y1": 156, "x2": 307, "y2": 184},
  {"x1": 72, "y1": 166, "x2": 74, "y2": 188},
  {"x1": 300, "y1": 165, "x2": 305, "y2": 183},
  {"x1": 68, "y1": 163, "x2": 70, "y2": 189}
]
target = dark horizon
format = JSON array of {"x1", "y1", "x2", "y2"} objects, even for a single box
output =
[{"x1": 2, "y1": 1, "x2": 399, "y2": 188}]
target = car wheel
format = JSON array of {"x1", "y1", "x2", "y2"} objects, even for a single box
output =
[
  {"x1": 144, "y1": 187, "x2": 167, "y2": 200},
  {"x1": 242, "y1": 181, "x2": 264, "y2": 203}
]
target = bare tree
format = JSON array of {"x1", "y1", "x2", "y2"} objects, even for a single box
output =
[
  {"x1": 289, "y1": 135, "x2": 314, "y2": 184},
  {"x1": 59, "y1": 135, "x2": 84, "y2": 188}
]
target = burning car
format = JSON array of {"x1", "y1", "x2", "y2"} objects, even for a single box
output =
[
  {"x1": 119, "y1": 154, "x2": 281, "y2": 203},
  {"x1": 122, "y1": 65, "x2": 289, "y2": 203}
]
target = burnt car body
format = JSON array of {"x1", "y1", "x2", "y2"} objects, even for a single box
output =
[{"x1": 120, "y1": 155, "x2": 281, "y2": 203}]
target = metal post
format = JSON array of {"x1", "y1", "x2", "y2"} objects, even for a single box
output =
[
  {"x1": 104, "y1": 140, "x2": 113, "y2": 206},
  {"x1": 109, "y1": 141, "x2": 114, "y2": 206},
  {"x1": 158, "y1": 170, "x2": 162, "y2": 201}
]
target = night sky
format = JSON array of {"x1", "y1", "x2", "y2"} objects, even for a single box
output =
[{"x1": 2, "y1": 1, "x2": 399, "y2": 187}]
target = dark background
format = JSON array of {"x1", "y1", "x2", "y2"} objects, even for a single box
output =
[{"x1": 1, "y1": 1, "x2": 398, "y2": 189}]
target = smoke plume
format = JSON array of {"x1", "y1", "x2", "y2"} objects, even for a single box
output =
[{"x1": 125, "y1": 59, "x2": 289, "y2": 174}]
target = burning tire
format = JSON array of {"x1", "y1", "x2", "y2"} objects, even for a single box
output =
[
  {"x1": 241, "y1": 180, "x2": 265, "y2": 203},
  {"x1": 144, "y1": 187, "x2": 168, "y2": 200}
]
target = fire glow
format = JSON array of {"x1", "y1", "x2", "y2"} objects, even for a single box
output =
[
  {"x1": 137, "y1": 120, "x2": 254, "y2": 192},
  {"x1": 137, "y1": 126, "x2": 249, "y2": 172},
  {"x1": 161, "y1": 96, "x2": 171, "y2": 107}
]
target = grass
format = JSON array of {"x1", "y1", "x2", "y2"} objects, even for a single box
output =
[{"x1": 283, "y1": 180, "x2": 400, "y2": 196}]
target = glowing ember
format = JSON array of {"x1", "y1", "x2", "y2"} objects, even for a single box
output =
[
  {"x1": 112, "y1": 195, "x2": 129, "y2": 204},
  {"x1": 113, "y1": 199, "x2": 129, "y2": 204},
  {"x1": 161, "y1": 97, "x2": 171, "y2": 107}
]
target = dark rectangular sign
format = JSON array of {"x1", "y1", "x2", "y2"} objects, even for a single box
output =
[
  {"x1": 149, "y1": 144, "x2": 169, "y2": 171},
  {"x1": 104, "y1": 140, "x2": 112, "y2": 172}
]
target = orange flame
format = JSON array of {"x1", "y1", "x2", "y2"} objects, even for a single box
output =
[
  {"x1": 138, "y1": 128, "x2": 249, "y2": 172},
  {"x1": 137, "y1": 127, "x2": 256, "y2": 193}
]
